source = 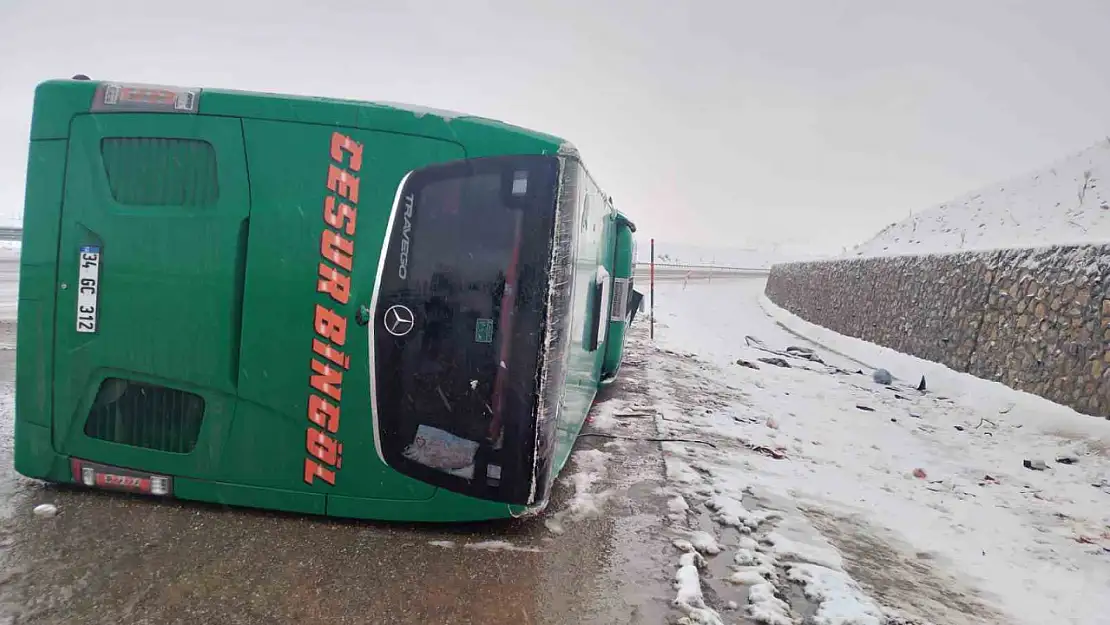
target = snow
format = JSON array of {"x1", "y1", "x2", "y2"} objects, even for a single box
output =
[
  {"x1": 31, "y1": 503, "x2": 56, "y2": 518},
  {"x1": 543, "y1": 448, "x2": 613, "y2": 535},
  {"x1": 672, "y1": 548, "x2": 725, "y2": 625},
  {"x1": 685, "y1": 531, "x2": 723, "y2": 555},
  {"x1": 786, "y1": 564, "x2": 884, "y2": 625},
  {"x1": 462, "y1": 540, "x2": 544, "y2": 553},
  {"x1": 370, "y1": 100, "x2": 467, "y2": 121},
  {"x1": 747, "y1": 582, "x2": 793, "y2": 625},
  {"x1": 638, "y1": 276, "x2": 1110, "y2": 625},
  {"x1": 850, "y1": 138, "x2": 1110, "y2": 258},
  {"x1": 427, "y1": 539, "x2": 543, "y2": 553}
]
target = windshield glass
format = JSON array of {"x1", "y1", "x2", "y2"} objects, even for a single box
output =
[{"x1": 372, "y1": 154, "x2": 560, "y2": 504}]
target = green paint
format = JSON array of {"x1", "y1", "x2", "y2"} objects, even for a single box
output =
[
  {"x1": 13, "y1": 78, "x2": 637, "y2": 523},
  {"x1": 602, "y1": 211, "x2": 638, "y2": 385}
]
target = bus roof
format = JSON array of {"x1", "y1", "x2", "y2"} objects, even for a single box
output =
[{"x1": 29, "y1": 79, "x2": 572, "y2": 158}]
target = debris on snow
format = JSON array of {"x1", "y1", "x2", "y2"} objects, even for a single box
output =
[
  {"x1": 785, "y1": 346, "x2": 824, "y2": 364},
  {"x1": 872, "y1": 369, "x2": 893, "y2": 385},
  {"x1": 1023, "y1": 459, "x2": 1048, "y2": 471},
  {"x1": 32, "y1": 503, "x2": 57, "y2": 517},
  {"x1": 741, "y1": 440, "x2": 789, "y2": 460},
  {"x1": 758, "y1": 357, "x2": 791, "y2": 368}
]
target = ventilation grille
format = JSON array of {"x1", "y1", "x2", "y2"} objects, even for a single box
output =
[
  {"x1": 611, "y1": 277, "x2": 630, "y2": 321},
  {"x1": 101, "y1": 137, "x2": 219, "y2": 206},
  {"x1": 84, "y1": 378, "x2": 205, "y2": 454}
]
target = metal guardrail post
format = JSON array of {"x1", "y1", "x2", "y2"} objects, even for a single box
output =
[{"x1": 649, "y1": 238, "x2": 655, "y2": 340}]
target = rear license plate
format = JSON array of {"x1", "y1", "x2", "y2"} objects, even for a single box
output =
[
  {"x1": 76, "y1": 245, "x2": 101, "y2": 334},
  {"x1": 70, "y1": 458, "x2": 173, "y2": 496}
]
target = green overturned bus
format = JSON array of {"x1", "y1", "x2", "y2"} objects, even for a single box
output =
[{"x1": 14, "y1": 78, "x2": 642, "y2": 522}]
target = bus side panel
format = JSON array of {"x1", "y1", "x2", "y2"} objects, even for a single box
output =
[
  {"x1": 602, "y1": 220, "x2": 635, "y2": 383},
  {"x1": 551, "y1": 166, "x2": 612, "y2": 476},
  {"x1": 232, "y1": 119, "x2": 464, "y2": 503},
  {"x1": 14, "y1": 139, "x2": 68, "y2": 480}
]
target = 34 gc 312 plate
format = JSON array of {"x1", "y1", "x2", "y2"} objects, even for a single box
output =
[{"x1": 76, "y1": 245, "x2": 101, "y2": 333}]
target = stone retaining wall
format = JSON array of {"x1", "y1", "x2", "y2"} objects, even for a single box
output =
[{"x1": 764, "y1": 245, "x2": 1110, "y2": 418}]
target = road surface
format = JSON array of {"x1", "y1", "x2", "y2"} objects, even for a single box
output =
[
  {"x1": 0, "y1": 248, "x2": 678, "y2": 625},
  {"x1": 4, "y1": 247, "x2": 1105, "y2": 625}
]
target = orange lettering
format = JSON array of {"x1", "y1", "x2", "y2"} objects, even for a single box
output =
[
  {"x1": 317, "y1": 263, "x2": 351, "y2": 305},
  {"x1": 313, "y1": 304, "x2": 347, "y2": 347},
  {"x1": 330, "y1": 132, "x2": 363, "y2": 173},
  {"x1": 327, "y1": 165, "x2": 360, "y2": 204},
  {"x1": 320, "y1": 229, "x2": 354, "y2": 272},
  {"x1": 310, "y1": 357, "x2": 343, "y2": 402},
  {"x1": 304, "y1": 457, "x2": 337, "y2": 485},
  {"x1": 313, "y1": 338, "x2": 350, "y2": 370},
  {"x1": 306, "y1": 427, "x2": 343, "y2": 467},
  {"x1": 307, "y1": 394, "x2": 340, "y2": 433},
  {"x1": 324, "y1": 196, "x2": 358, "y2": 236}
]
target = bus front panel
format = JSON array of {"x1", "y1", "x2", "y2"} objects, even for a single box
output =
[{"x1": 371, "y1": 155, "x2": 561, "y2": 506}]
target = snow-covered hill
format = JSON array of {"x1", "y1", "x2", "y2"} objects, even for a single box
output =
[{"x1": 850, "y1": 138, "x2": 1110, "y2": 258}]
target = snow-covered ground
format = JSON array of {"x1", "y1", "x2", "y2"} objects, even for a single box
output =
[
  {"x1": 564, "y1": 277, "x2": 1110, "y2": 625},
  {"x1": 850, "y1": 139, "x2": 1110, "y2": 258}
]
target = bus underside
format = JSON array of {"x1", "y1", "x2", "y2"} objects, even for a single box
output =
[{"x1": 15, "y1": 80, "x2": 635, "y2": 522}]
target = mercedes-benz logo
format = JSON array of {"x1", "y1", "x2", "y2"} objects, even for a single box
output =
[{"x1": 383, "y1": 304, "x2": 416, "y2": 337}]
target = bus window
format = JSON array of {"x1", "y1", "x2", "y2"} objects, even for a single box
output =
[{"x1": 372, "y1": 155, "x2": 560, "y2": 504}]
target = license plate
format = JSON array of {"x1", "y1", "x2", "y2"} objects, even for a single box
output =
[{"x1": 76, "y1": 245, "x2": 101, "y2": 333}]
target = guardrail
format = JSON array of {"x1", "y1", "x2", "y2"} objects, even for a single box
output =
[
  {"x1": 632, "y1": 263, "x2": 771, "y2": 277},
  {"x1": 0, "y1": 227, "x2": 21, "y2": 242},
  {"x1": 638, "y1": 262, "x2": 770, "y2": 271}
]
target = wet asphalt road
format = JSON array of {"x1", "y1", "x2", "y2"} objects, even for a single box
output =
[{"x1": 0, "y1": 250, "x2": 678, "y2": 625}]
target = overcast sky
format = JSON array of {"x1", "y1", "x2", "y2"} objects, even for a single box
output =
[{"x1": 1, "y1": 0, "x2": 1108, "y2": 254}]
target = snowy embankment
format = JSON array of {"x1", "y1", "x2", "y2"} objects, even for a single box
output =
[
  {"x1": 850, "y1": 138, "x2": 1110, "y2": 258},
  {"x1": 599, "y1": 278, "x2": 1109, "y2": 625}
]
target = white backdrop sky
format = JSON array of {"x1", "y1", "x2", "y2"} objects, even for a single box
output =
[{"x1": 2, "y1": 0, "x2": 1109, "y2": 254}]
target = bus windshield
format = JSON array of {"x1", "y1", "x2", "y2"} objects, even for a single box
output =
[{"x1": 372, "y1": 155, "x2": 560, "y2": 504}]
